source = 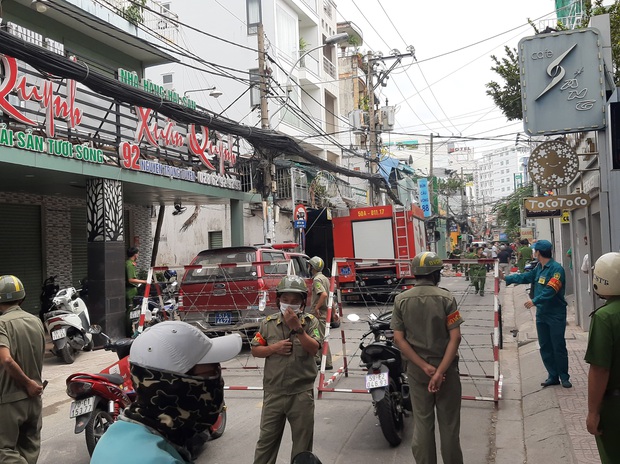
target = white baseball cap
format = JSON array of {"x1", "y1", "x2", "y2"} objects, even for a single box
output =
[{"x1": 129, "y1": 321, "x2": 242, "y2": 375}]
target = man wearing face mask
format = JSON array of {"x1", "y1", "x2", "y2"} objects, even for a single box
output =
[
  {"x1": 91, "y1": 321, "x2": 242, "y2": 463},
  {"x1": 251, "y1": 275, "x2": 321, "y2": 464}
]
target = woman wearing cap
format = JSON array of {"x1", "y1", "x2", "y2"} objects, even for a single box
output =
[
  {"x1": 501, "y1": 240, "x2": 571, "y2": 389},
  {"x1": 91, "y1": 321, "x2": 242, "y2": 463}
]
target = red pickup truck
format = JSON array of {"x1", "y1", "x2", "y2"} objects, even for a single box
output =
[{"x1": 178, "y1": 246, "x2": 311, "y2": 340}]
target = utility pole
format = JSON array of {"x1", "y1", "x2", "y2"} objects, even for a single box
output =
[
  {"x1": 460, "y1": 167, "x2": 466, "y2": 219},
  {"x1": 367, "y1": 50, "x2": 377, "y2": 206},
  {"x1": 257, "y1": 23, "x2": 274, "y2": 244},
  {"x1": 429, "y1": 133, "x2": 434, "y2": 213}
]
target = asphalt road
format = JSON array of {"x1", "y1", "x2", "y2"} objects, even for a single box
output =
[{"x1": 38, "y1": 276, "x2": 498, "y2": 464}]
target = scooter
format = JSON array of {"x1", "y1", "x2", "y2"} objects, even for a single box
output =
[
  {"x1": 39, "y1": 275, "x2": 59, "y2": 323},
  {"x1": 348, "y1": 312, "x2": 411, "y2": 447},
  {"x1": 66, "y1": 326, "x2": 227, "y2": 457},
  {"x1": 43, "y1": 284, "x2": 93, "y2": 364},
  {"x1": 129, "y1": 271, "x2": 179, "y2": 332}
]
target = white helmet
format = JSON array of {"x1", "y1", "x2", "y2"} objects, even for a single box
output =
[{"x1": 592, "y1": 252, "x2": 620, "y2": 297}]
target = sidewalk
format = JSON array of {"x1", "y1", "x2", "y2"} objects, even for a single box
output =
[{"x1": 497, "y1": 283, "x2": 599, "y2": 463}]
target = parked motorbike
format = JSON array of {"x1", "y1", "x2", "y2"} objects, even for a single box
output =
[
  {"x1": 66, "y1": 325, "x2": 226, "y2": 457},
  {"x1": 39, "y1": 275, "x2": 59, "y2": 323},
  {"x1": 348, "y1": 312, "x2": 411, "y2": 447},
  {"x1": 43, "y1": 284, "x2": 92, "y2": 364},
  {"x1": 129, "y1": 270, "x2": 179, "y2": 332}
]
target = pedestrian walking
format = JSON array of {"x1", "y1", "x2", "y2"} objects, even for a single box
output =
[
  {"x1": 470, "y1": 246, "x2": 487, "y2": 296},
  {"x1": 497, "y1": 245, "x2": 512, "y2": 277},
  {"x1": 391, "y1": 252, "x2": 464, "y2": 464},
  {"x1": 501, "y1": 240, "x2": 571, "y2": 388},
  {"x1": 585, "y1": 252, "x2": 620, "y2": 464},
  {"x1": 517, "y1": 239, "x2": 533, "y2": 273},
  {"x1": 308, "y1": 256, "x2": 332, "y2": 370},
  {"x1": 91, "y1": 321, "x2": 242, "y2": 463},
  {"x1": 0, "y1": 275, "x2": 46, "y2": 464},
  {"x1": 251, "y1": 276, "x2": 321, "y2": 464},
  {"x1": 463, "y1": 246, "x2": 475, "y2": 281},
  {"x1": 125, "y1": 247, "x2": 147, "y2": 336}
]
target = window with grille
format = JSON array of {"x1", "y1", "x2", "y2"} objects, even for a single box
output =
[
  {"x1": 249, "y1": 68, "x2": 260, "y2": 107},
  {"x1": 247, "y1": 0, "x2": 261, "y2": 35},
  {"x1": 208, "y1": 230, "x2": 223, "y2": 249}
]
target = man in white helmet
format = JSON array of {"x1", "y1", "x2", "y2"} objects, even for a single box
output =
[
  {"x1": 585, "y1": 252, "x2": 620, "y2": 464},
  {"x1": 0, "y1": 275, "x2": 46, "y2": 464}
]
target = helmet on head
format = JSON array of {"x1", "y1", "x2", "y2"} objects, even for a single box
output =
[
  {"x1": 0, "y1": 275, "x2": 26, "y2": 303},
  {"x1": 592, "y1": 252, "x2": 620, "y2": 297},
  {"x1": 163, "y1": 269, "x2": 177, "y2": 281},
  {"x1": 411, "y1": 252, "x2": 444, "y2": 275},
  {"x1": 308, "y1": 256, "x2": 324, "y2": 272},
  {"x1": 276, "y1": 275, "x2": 308, "y2": 298}
]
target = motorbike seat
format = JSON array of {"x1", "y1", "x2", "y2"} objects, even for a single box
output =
[
  {"x1": 95, "y1": 373, "x2": 125, "y2": 385},
  {"x1": 44, "y1": 309, "x2": 73, "y2": 318}
]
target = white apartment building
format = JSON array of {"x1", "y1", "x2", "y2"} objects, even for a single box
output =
[{"x1": 475, "y1": 145, "x2": 530, "y2": 207}]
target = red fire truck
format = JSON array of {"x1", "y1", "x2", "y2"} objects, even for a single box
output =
[{"x1": 332, "y1": 204, "x2": 427, "y2": 303}]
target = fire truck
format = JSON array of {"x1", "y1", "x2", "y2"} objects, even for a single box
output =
[{"x1": 332, "y1": 204, "x2": 427, "y2": 303}]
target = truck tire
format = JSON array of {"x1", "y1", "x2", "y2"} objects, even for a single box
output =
[
  {"x1": 60, "y1": 344, "x2": 75, "y2": 364},
  {"x1": 85, "y1": 408, "x2": 114, "y2": 456},
  {"x1": 375, "y1": 381, "x2": 403, "y2": 447}
]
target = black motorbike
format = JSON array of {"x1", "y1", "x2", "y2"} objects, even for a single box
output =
[
  {"x1": 350, "y1": 312, "x2": 411, "y2": 447},
  {"x1": 40, "y1": 275, "x2": 59, "y2": 322}
]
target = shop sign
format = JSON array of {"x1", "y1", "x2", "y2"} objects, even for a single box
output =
[
  {"x1": 520, "y1": 227, "x2": 534, "y2": 241},
  {"x1": 524, "y1": 194, "x2": 590, "y2": 212},
  {"x1": 118, "y1": 68, "x2": 196, "y2": 110}
]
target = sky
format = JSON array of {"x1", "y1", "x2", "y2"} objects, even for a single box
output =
[{"x1": 334, "y1": 0, "x2": 561, "y2": 156}]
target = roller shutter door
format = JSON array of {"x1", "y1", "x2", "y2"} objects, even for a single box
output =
[
  {"x1": 70, "y1": 207, "x2": 88, "y2": 286},
  {"x1": 0, "y1": 204, "x2": 42, "y2": 315}
]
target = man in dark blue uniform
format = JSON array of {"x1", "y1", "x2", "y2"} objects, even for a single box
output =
[{"x1": 501, "y1": 240, "x2": 571, "y2": 388}]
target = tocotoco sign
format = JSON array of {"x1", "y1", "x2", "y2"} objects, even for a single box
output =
[{"x1": 524, "y1": 194, "x2": 591, "y2": 212}]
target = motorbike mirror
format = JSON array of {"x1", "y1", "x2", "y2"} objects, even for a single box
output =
[
  {"x1": 88, "y1": 324, "x2": 102, "y2": 334},
  {"x1": 346, "y1": 314, "x2": 360, "y2": 322}
]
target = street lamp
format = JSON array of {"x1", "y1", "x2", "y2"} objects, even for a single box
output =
[
  {"x1": 273, "y1": 32, "x2": 349, "y2": 128},
  {"x1": 183, "y1": 87, "x2": 223, "y2": 98}
]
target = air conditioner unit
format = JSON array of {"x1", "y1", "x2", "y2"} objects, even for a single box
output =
[{"x1": 349, "y1": 109, "x2": 367, "y2": 134}]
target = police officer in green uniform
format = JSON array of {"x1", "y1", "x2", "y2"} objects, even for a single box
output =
[
  {"x1": 308, "y1": 256, "x2": 332, "y2": 370},
  {"x1": 391, "y1": 252, "x2": 464, "y2": 464},
  {"x1": 463, "y1": 246, "x2": 475, "y2": 281},
  {"x1": 0, "y1": 275, "x2": 46, "y2": 464},
  {"x1": 469, "y1": 246, "x2": 487, "y2": 296},
  {"x1": 251, "y1": 276, "x2": 321, "y2": 464},
  {"x1": 125, "y1": 247, "x2": 147, "y2": 336},
  {"x1": 585, "y1": 252, "x2": 620, "y2": 463},
  {"x1": 502, "y1": 239, "x2": 571, "y2": 388},
  {"x1": 517, "y1": 239, "x2": 533, "y2": 273}
]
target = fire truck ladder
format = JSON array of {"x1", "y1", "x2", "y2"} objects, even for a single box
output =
[{"x1": 393, "y1": 208, "x2": 411, "y2": 277}]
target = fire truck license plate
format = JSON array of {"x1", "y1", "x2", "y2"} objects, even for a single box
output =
[
  {"x1": 129, "y1": 309, "x2": 141, "y2": 320},
  {"x1": 51, "y1": 328, "x2": 66, "y2": 341},
  {"x1": 215, "y1": 312, "x2": 232, "y2": 325},
  {"x1": 69, "y1": 396, "x2": 95, "y2": 418},
  {"x1": 365, "y1": 372, "x2": 389, "y2": 389}
]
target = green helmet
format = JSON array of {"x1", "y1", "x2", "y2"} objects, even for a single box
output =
[
  {"x1": 276, "y1": 275, "x2": 308, "y2": 297},
  {"x1": 0, "y1": 275, "x2": 26, "y2": 303},
  {"x1": 308, "y1": 256, "x2": 324, "y2": 272},
  {"x1": 411, "y1": 252, "x2": 444, "y2": 275}
]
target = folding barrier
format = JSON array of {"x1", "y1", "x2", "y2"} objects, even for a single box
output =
[{"x1": 316, "y1": 257, "x2": 503, "y2": 406}]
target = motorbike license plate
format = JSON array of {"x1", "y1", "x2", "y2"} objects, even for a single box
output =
[
  {"x1": 214, "y1": 312, "x2": 232, "y2": 325},
  {"x1": 69, "y1": 396, "x2": 95, "y2": 418},
  {"x1": 365, "y1": 372, "x2": 389, "y2": 389},
  {"x1": 129, "y1": 309, "x2": 141, "y2": 320},
  {"x1": 51, "y1": 328, "x2": 66, "y2": 341}
]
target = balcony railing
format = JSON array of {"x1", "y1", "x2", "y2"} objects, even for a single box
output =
[
  {"x1": 323, "y1": 56, "x2": 336, "y2": 79},
  {"x1": 101, "y1": 0, "x2": 179, "y2": 44}
]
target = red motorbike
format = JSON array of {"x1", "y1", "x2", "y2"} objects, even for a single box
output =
[{"x1": 65, "y1": 326, "x2": 227, "y2": 456}]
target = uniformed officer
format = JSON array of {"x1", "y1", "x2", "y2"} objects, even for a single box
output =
[
  {"x1": 463, "y1": 246, "x2": 475, "y2": 281},
  {"x1": 308, "y1": 256, "x2": 332, "y2": 370},
  {"x1": 391, "y1": 252, "x2": 464, "y2": 464},
  {"x1": 585, "y1": 252, "x2": 620, "y2": 464},
  {"x1": 469, "y1": 246, "x2": 487, "y2": 296},
  {"x1": 0, "y1": 275, "x2": 46, "y2": 464},
  {"x1": 251, "y1": 276, "x2": 321, "y2": 464},
  {"x1": 502, "y1": 239, "x2": 571, "y2": 388}
]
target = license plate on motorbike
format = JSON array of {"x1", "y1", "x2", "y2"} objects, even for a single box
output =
[
  {"x1": 365, "y1": 372, "x2": 389, "y2": 389},
  {"x1": 129, "y1": 309, "x2": 141, "y2": 320},
  {"x1": 215, "y1": 312, "x2": 232, "y2": 325},
  {"x1": 51, "y1": 328, "x2": 66, "y2": 341},
  {"x1": 69, "y1": 396, "x2": 95, "y2": 418}
]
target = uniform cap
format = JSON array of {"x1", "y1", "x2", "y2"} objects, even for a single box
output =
[
  {"x1": 130, "y1": 321, "x2": 242, "y2": 375},
  {"x1": 533, "y1": 240, "x2": 552, "y2": 252}
]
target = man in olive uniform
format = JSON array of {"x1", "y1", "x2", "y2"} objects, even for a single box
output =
[
  {"x1": 585, "y1": 252, "x2": 620, "y2": 463},
  {"x1": 125, "y1": 247, "x2": 147, "y2": 336},
  {"x1": 463, "y1": 246, "x2": 475, "y2": 281},
  {"x1": 308, "y1": 256, "x2": 332, "y2": 370},
  {"x1": 391, "y1": 252, "x2": 464, "y2": 464},
  {"x1": 470, "y1": 246, "x2": 487, "y2": 296},
  {"x1": 502, "y1": 240, "x2": 571, "y2": 388},
  {"x1": 517, "y1": 239, "x2": 533, "y2": 273},
  {"x1": 251, "y1": 276, "x2": 321, "y2": 464},
  {"x1": 0, "y1": 275, "x2": 46, "y2": 464}
]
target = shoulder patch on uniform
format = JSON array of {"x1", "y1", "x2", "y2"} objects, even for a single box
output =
[
  {"x1": 252, "y1": 332, "x2": 268, "y2": 346},
  {"x1": 547, "y1": 277, "x2": 562, "y2": 292},
  {"x1": 447, "y1": 310, "x2": 462, "y2": 326},
  {"x1": 553, "y1": 273, "x2": 561, "y2": 279},
  {"x1": 313, "y1": 328, "x2": 320, "y2": 338},
  {"x1": 265, "y1": 314, "x2": 279, "y2": 322}
]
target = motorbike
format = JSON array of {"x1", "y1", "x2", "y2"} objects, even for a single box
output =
[
  {"x1": 43, "y1": 283, "x2": 93, "y2": 364},
  {"x1": 129, "y1": 270, "x2": 179, "y2": 332},
  {"x1": 348, "y1": 312, "x2": 411, "y2": 447},
  {"x1": 66, "y1": 325, "x2": 227, "y2": 457},
  {"x1": 39, "y1": 275, "x2": 59, "y2": 323}
]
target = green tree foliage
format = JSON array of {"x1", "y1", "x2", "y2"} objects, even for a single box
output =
[
  {"x1": 486, "y1": 1, "x2": 620, "y2": 121},
  {"x1": 492, "y1": 184, "x2": 534, "y2": 241}
]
